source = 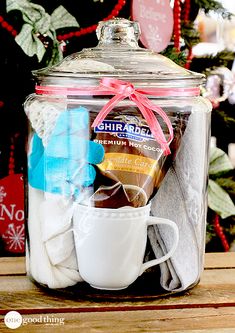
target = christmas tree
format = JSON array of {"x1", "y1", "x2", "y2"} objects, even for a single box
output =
[{"x1": 167, "y1": 0, "x2": 235, "y2": 252}]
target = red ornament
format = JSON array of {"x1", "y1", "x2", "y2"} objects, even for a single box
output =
[
  {"x1": 214, "y1": 214, "x2": 230, "y2": 252},
  {"x1": 185, "y1": 47, "x2": 193, "y2": 69},
  {"x1": 184, "y1": 0, "x2": 191, "y2": 23},
  {"x1": 57, "y1": 0, "x2": 126, "y2": 42},
  {"x1": 0, "y1": 174, "x2": 25, "y2": 253},
  {"x1": 132, "y1": 0, "x2": 173, "y2": 52},
  {"x1": 173, "y1": 0, "x2": 181, "y2": 52},
  {"x1": 1, "y1": 0, "x2": 126, "y2": 44},
  {"x1": 0, "y1": 15, "x2": 16, "y2": 38},
  {"x1": 0, "y1": 136, "x2": 25, "y2": 254}
]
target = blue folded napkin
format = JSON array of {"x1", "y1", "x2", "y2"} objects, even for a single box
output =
[{"x1": 28, "y1": 106, "x2": 104, "y2": 198}]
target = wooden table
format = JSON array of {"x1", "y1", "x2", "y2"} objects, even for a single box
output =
[{"x1": 0, "y1": 252, "x2": 235, "y2": 332}]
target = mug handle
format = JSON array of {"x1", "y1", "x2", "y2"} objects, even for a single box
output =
[{"x1": 139, "y1": 217, "x2": 179, "y2": 276}]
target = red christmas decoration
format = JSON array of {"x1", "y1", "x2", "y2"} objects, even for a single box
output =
[
  {"x1": 184, "y1": 0, "x2": 191, "y2": 23},
  {"x1": 57, "y1": 0, "x2": 126, "y2": 41},
  {"x1": 0, "y1": 135, "x2": 25, "y2": 254},
  {"x1": 214, "y1": 214, "x2": 230, "y2": 252},
  {"x1": 173, "y1": 0, "x2": 181, "y2": 52},
  {"x1": 0, "y1": 1, "x2": 127, "y2": 43}
]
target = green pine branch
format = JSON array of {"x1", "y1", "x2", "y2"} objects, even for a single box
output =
[
  {"x1": 213, "y1": 109, "x2": 235, "y2": 129},
  {"x1": 181, "y1": 22, "x2": 201, "y2": 48},
  {"x1": 215, "y1": 175, "x2": 235, "y2": 200},
  {"x1": 160, "y1": 46, "x2": 187, "y2": 67},
  {"x1": 190, "y1": 50, "x2": 235, "y2": 73},
  {"x1": 194, "y1": 0, "x2": 234, "y2": 19}
]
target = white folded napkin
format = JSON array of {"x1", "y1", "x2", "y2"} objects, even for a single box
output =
[
  {"x1": 148, "y1": 108, "x2": 210, "y2": 291},
  {"x1": 27, "y1": 186, "x2": 82, "y2": 289}
]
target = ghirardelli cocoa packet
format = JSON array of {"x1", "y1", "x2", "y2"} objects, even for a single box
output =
[{"x1": 89, "y1": 105, "x2": 189, "y2": 208}]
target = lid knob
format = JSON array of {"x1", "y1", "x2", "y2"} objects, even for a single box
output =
[{"x1": 96, "y1": 18, "x2": 140, "y2": 48}]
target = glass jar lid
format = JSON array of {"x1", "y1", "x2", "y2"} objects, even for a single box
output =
[{"x1": 33, "y1": 18, "x2": 204, "y2": 89}]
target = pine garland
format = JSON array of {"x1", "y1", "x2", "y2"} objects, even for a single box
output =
[
  {"x1": 190, "y1": 50, "x2": 235, "y2": 74},
  {"x1": 194, "y1": 0, "x2": 233, "y2": 19},
  {"x1": 216, "y1": 176, "x2": 235, "y2": 199},
  {"x1": 160, "y1": 46, "x2": 187, "y2": 67},
  {"x1": 214, "y1": 109, "x2": 235, "y2": 129},
  {"x1": 181, "y1": 21, "x2": 201, "y2": 49}
]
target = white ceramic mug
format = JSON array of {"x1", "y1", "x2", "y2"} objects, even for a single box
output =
[{"x1": 73, "y1": 204, "x2": 179, "y2": 290}]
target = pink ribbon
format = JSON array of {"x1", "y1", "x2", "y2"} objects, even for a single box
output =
[
  {"x1": 36, "y1": 78, "x2": 200, "y2": 156},
  {"x1": 91, "y1": 78, "x2": 173, "y2": 155}
]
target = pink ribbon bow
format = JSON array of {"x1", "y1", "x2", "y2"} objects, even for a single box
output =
[
  {"x1": 92, "y1": 78, "x2": 173, "y2": 155},
  {"x1": 36, "y1": 78, "x2": 200, "y2": 156}
]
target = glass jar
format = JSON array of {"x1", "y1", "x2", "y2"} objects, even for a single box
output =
[{"x1": 24, "y1": 18, "x2": 211, "y2": 292}]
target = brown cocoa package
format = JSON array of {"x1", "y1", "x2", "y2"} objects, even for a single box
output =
[{"x1": 89, "y1": 105, "x2": 189, "y2": 208}]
